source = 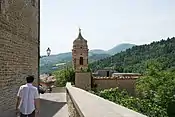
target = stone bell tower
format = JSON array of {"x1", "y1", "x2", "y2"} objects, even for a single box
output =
[{"x1": 72, "y1": 28, "x2": 89, "y2": 72}]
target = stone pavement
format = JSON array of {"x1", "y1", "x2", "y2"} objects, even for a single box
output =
[{"x1": 40, "y1": 92, "x2": 68, "y2": 117}]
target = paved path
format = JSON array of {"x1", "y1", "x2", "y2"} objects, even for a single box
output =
[{"x1": 40, "y1": 92, "x2": 68, "y2": 117}]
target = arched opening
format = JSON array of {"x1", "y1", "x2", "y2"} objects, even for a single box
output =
[
  {"x1": 107, "y1": 71, "x2": 109, "y2": 77},
  {"x1": 80, "y1": 57, "x2": 83, "y2": 65}
]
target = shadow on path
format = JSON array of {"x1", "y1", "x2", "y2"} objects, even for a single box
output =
[{"x1": 40, "y1": 98, "x2": 66, "y2": 117}]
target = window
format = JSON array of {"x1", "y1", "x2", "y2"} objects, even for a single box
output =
[
  {"x1": 74, "y1": 59, "x2": 76, "y2": 64},
  {"x1": 80, "y1": 57, "x2": 83, "y2": 65},
  {"x1": 107, "y1": 71, "x2": 109, "y2": 77}
]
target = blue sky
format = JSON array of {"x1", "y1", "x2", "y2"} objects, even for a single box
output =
[{"x1": 40, "y1": 0, "x2": 175, "y2": 55}]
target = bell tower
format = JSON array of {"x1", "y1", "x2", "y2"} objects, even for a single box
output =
[{"x1": 72, "y1": 28, "x2": 89, "y2": 72}]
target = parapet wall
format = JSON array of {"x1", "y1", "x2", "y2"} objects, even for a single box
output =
[
  {"x1": 66, "y1": 82, "x2": 147, "y2": 117},
  {"x1": 93, "y1": 77, "x2": 117, "y2": 89},
  {"x1": 0, "y1": 0, "x2": 38, "y2": 116},
  {"x1": 93, "y1": 77, "x2": 137, "y2": 95}
]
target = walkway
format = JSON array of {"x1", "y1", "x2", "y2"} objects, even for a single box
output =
[{"x1": 40, "y1": 88, "x2": 68, "y2": 117}]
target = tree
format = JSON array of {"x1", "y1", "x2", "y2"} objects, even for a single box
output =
[
  {"x1": 53, "y1": 67, "x2": 75, "y2": 86},
  {"x1": 89, "y1": 37, "x2": 175, "y2": 73},
  {"x1": 94, "y1": 61, "x2": 175, "y2": 117}
]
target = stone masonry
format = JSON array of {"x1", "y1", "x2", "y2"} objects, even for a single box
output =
[
  {"x1": 0, "y1": 0, "x2": 38, "y2": 116},
  {"x1": 75, "y1": 72, "x2": 91, "y2": 90},
  {"x1": 72, "y1": 28, "x2": 89, "y2": 72}
]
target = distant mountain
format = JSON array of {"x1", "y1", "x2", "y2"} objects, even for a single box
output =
[
  {"x1": 40, "y1": 52, "x2": 72, "y2": 67},
  {"x1": 89, "y1": 49, "x2": 107, "y2": 54},
  {"x1": 40, "y1": 43, "x2": 135, "y2": 74},
  {"x1": 107, "y1": 43, "x2": 136, "y2": 55},
  {"x1": 89, "y1": 44, "x2": 136, "y2": 55}
]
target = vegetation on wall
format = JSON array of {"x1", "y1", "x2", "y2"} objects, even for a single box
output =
[
  {"x1": 91, "y1": 61, "x2": 175, "y2": 117},
  {"x1": 89, "y1": 37, "x2": 175, "y2": 73}
]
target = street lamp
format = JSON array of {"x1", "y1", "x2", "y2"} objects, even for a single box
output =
[{"x1": 46, "y1": 47, "x2": 51, "y2": 56}]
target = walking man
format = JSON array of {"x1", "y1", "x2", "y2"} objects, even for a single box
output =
[{"x1": 16, "y1": 75, "x2": 40, "y2": 117}]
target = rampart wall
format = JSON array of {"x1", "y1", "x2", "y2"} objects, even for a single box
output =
[
  {"x1": 93, "y1": 77, "x2": 137, "y2": 95},
  {"x1": 0, "y1": 0, "x2": 38, "y2": 116}
]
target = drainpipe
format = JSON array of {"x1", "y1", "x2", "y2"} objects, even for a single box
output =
[{"x1": 38, "y1": 0, "x2": 40, "y2": 93}]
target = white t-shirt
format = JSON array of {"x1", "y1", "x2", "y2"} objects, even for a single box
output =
[{"x1": 17, "y1": 83, "x2": 40, "y2": 115}]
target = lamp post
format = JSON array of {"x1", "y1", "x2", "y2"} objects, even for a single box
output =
[
  {"x1": 39, "y1": 47, "x2": 52, "y2": 93},
  {"x1": 40, "y1": 47, "x2": 51, "y2": 58},
  {"x1": 46, "y1": 47, "x2": 51, "y2": 56},
  {"x1": 45, "y1": 47, "x2": 51, "y2": 75}
]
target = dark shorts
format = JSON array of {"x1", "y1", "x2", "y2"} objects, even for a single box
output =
[{"x1": 20, "y1": 110, "x2": 35, "y2": 117}]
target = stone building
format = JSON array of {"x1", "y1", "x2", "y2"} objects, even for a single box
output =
[
  {"x1": 72, "y1": 28, "x2": 89, "y2": 72},
  {"x1": 93, "y1": 69, "x2": 117, "y2": 77},
  {"x1": 72, "y1": 28, "x2": 91, "y2": 90},
  {"x1": 0, "y1": 0, "x2": 38, "y2": 116},
  {"x1": 72, "y1": 29, "x2": 141, "y2": 94}
]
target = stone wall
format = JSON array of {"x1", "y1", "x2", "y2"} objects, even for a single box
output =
[
  {"x1": 66, "y1": 89, "x2": 81, "y2": 117},
  {"x1": 93, "y1": 78, "x2": 118, "y2": 89},
  {"x1": 117, "y1": 78, "x2": 136, "y2": 95},
  {"x1": 66, "y1": 82, "x2": 147, "y2": 117},
  {"x1": 75, "y1": 72, "x2": 91, "y2": 90},
  {"x1": 0, "y1": 0, "x2": 38, "y2": 116},
  {"x1": 93, "y1": 77, "x2": 137, "y2": 95}
]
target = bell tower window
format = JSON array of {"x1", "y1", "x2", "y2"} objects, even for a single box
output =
[
  {"x1": 80, "y1": 57, "x2": 83, "y2": 65},
  {"x1": 74, "y1": 59, "x2": 76, "y2": 64}
]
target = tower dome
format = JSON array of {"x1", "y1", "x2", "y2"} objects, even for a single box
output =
[{"x1": 73, "y1": 28, "x2": 87, "y2": 44}]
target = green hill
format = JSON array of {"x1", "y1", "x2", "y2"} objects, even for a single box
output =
[
  {"x1": 40, "y1": 43, "x2": 135, "y2": 74},
  {"x1": 89, "y1": 37, "x2": 175, "y2": 73},
  {"x1": 40, "y1": 52, "x2": 110, "y2": 74}
]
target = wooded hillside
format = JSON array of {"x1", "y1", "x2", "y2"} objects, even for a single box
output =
[{"x1": 89, "y1": 37, "x2": 175, "y2": 73}]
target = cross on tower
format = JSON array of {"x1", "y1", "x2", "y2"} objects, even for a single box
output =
[{"x1": 79, "y1": 28, "x2": 81, "y2": 33}]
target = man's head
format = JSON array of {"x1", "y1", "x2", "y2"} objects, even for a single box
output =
[{"x1": 26, "y1": 75, "x2": 34, "y2": 83}]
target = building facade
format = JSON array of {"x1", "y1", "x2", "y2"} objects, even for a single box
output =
[
  {"x1": 71, "y1": 29, "x2": 140, "y2": 93},
  {"x1": 72, "y1": 28, "x2": 89, "y2": 72},
  {"x1": 0, "y1": 0, "x2": 38, "y2": 116},
  {"x1": 93, "y1": 69, "x2": 117, "y2": 77}
]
